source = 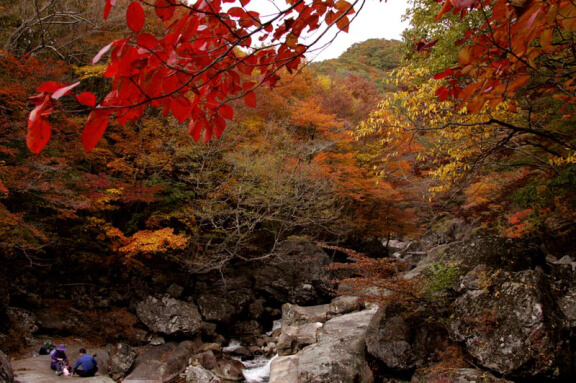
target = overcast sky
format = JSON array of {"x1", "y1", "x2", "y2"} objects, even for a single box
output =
[
  {"x1": 245, "y1": 0, "x2": 412, "y2": 62},
  {"x1": 306, "y1": 0, "x2": 412, "y2": 62}
]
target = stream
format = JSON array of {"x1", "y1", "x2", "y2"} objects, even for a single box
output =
[
  {"x1": 224, "y1": 320, "x2": 281, "y2": 383},
  {"x1": 242, "y1": 354, "x2": 278, "y2": 383}
]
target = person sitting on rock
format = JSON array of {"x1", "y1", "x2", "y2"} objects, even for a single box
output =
[
  {"x1": 50, "y1": 344, "x2": 69, "y2": 375},
  {"x1": 72, "y1": 348, "x2": 98, "y2": 377}
]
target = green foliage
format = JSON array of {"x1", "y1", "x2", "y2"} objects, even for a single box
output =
[
  {"x1": 421, "y1": 257, "x2": 462, "y2": 300},
  {"x1": 310, "y1": 38, "x2": 403, "y2": 91},
  {"x1": 402, "y1": 0, "x2": 486, "y2": 72},
  {"x1": 339, "y1": 38, "x2": 403, "y2": 71}
]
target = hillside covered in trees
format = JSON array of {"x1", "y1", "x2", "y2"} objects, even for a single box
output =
[{"x1": 1, "y1": 1, "x2": 576, "y2": 382}]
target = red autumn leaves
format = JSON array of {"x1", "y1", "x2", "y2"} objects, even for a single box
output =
[
  {"x1": 26, "y1": 0, "x2": 358, "y2": 154},
  {"x1": 126, "y1": 2, "x2": 145, "y2": 33}
]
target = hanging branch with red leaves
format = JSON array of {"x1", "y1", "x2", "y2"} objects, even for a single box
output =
[
  {"x1": 27, "y1": 0, "x2": 362, "y2": 154},
  {"x1": 433, "y1": 0, "x2": 576, "y2": 117}
]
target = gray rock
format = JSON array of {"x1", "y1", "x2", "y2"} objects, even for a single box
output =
[
  {"x1": 197, "y1": 343, "x2": 221, "y2": 353},
  {"x1": 365, "y1": 303, "x2": 444, "y2": 371},
  {"x1": 124, "y1": 343, "x2": 191, "y2": 383},
  {"x1": 559, "y1": 288, "x2": 576, "y2": 327},
  {"x1": 223, "y1": 346, "x2": 253, "y2": 361},
  {"x1": 185, "y1": 365, "x2": 220, "y2": 383},
  {"x1": 6, "y1": 307, "x2": 37, "y2": 338},
  {"x1": 269, "y1": 355, "x2": 298, "y2": 383},
  {"x1": 281, "y1": 303, "x2": 328, "y2": 328},
  {"x1": 229, "y1": 321, "x2": 263, "y2": 343},
  {"x1": 412, "y1": 367, "x2": 514, "y2": 382},
  {"x1": 196, "y1": 350, "x2": 217, "y2": 370},
  {"x1": 213, "y1": 359, "x2": 245, "y2": 381},
  {"x1": 197, "y1": 295, "x2": 237, "y2": 324},
  {"x1": 167, "y1": 284, "x2": 185, "y2": 299},
  {"x1": 442, "y1": 234, "x2": 544, "y2": 272},
  {"x1": 450, "y1": 269, "x2": 571, "y2": 379},
  {"x1": 296, "y1": 337, "x2": 373, "y2": 383},
  {"x1": 252, "y1": 239, "x2": 331, "y2": 305},
  {"x1": 327, "y1": 296, "x2": 364, "y2": 318},
  {"x1": 108, "y1": 343, "x2": 136, "y2": 381},
  {"x1": 0, "y1": 349, "x2": 13, "y2": 383},
  {"x1": 136, "y1": 296, "x2": 202, "y2": 336},
  {"x1": 277, "y1": 322, "x2": 323, "y2": 356},
  {"x1": 271, "y1": 308, "x2": 376, "y2": 383}
]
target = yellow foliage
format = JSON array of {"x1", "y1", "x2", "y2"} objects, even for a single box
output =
[
  {"x1": 357, "y1": 65, "x2": 522, "y2": 194},
  {"x1": 315, "y1": 74, "x2": 332, "y2": 91},
  {"x1": 94, "y1": 188, "x2": 124, "y2": 210},
  {"x1": 73, "y1": 64, "x2": 108, "y2": 79},
  {"x1": 119, "y1": 228, "x2": 188, "y2": 264}
]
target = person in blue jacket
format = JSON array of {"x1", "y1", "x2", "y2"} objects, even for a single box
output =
[{"x1": 72, "y1": 348, "x2": 98, "y2": 377}]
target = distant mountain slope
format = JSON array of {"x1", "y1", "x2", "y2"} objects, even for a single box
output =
[{"x1": 310, "y1": 38, "x2": 403, "y2": 89}]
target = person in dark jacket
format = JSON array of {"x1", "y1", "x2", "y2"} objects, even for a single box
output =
[
  {"x1": 50, "y1": 344, "x2": 69, "y2": 375},
  {"x1": 72, "y1": 348, "x2": 98, "y2": 377}
]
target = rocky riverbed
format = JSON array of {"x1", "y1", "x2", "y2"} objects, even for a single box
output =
[{"x1": 2, "y1": 234, "x2": 576, "y2": 382}]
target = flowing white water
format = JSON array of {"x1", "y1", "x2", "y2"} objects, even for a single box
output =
[
  {"x1": 243, "y1": 354, "x2": 278, "y2": 383},
  {"x1": 266, "y1": 319, "x2": 282, "y2": 336},
  {"x1": 223, "y1": 339, "x2": 243, "y2": 353}
]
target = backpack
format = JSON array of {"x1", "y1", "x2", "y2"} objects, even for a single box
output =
[{"x1": 39, "y1": 343, "x2": 56, "y2": 355}]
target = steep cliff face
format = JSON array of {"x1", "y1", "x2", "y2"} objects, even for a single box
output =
[
  {"x1": 0, "y1": 238, "x2": 333, "y2": 355},
  {"x1": 365, "y1": 233, "x2": 576, "y2": 382}
]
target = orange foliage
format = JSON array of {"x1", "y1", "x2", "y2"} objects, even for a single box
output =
[
  {"x1": 119, "y1": 228, "x2": 188, "y2": 265},
  {"x1": 321, "y1": 243, "x2": 422, "y2": 304}
]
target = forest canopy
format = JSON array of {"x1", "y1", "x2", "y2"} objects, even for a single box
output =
[{"x1": 1, "y1": 0, "x2": 575, "y2": 274}]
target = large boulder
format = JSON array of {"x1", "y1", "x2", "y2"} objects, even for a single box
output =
[
  {"x1": 136, "y1": 296, "x2": 202, "y2": 336},
  {"x1": 277, "y1": 322, "x2": 323, "y2": 356},
  {"x1": 252, "y1": 239, "x2": 331, "y2": 305},
  {"x1": 6, "y1": 308, "x2": 37, "y2": 343},
  {"x1": 281, "y1": 303, "x2": 329, "y2": 328},
  {"x1": 277, "y1": 303, "x2": 330, "y2": 356},
  {"x1": 35, "y1": 307, "x2": 82, "y2": 335},
  {"x1": 108, "y1": 343, "x2": 136, "y2": 381},
  {"x1": 295, "y1": 309, "x2": 376, "y2": 383},
  {"x1": 269, "y1": 355, "x2": 298, "y2": 383},
  {"x1": 195, "y1": 350, "x2": 218, "y2": 370},
  {"x1": 185, "y1": 365, "x2": 220, "y2": 383},
  {"x1": 443, "y1": 234, "x2": 545, "y2": 272},
  {"x1": 0, "y1": 350, "x2": 13, "y2": 383},
  {"x1": 212, "y1": 359, "x2": 245, "y2": 381},
  {"x1": 327, "y1": 296, "x2": 364, "y2": 318},
  {"x1": 450, "y1": 269, "x2": 572, "y2": 380},
  {"x1": 270, "y1": 308, "x2": 376, "y2": 383},
  {"x1": 123, "y1": 343, "x2": 191, "y2": 383},
  {"x1": 365, "y1": 303, "x2": 445, "y2": 371},
  {"x1": 196, "y1": 295, "x2": 237, "y2": 324}
]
